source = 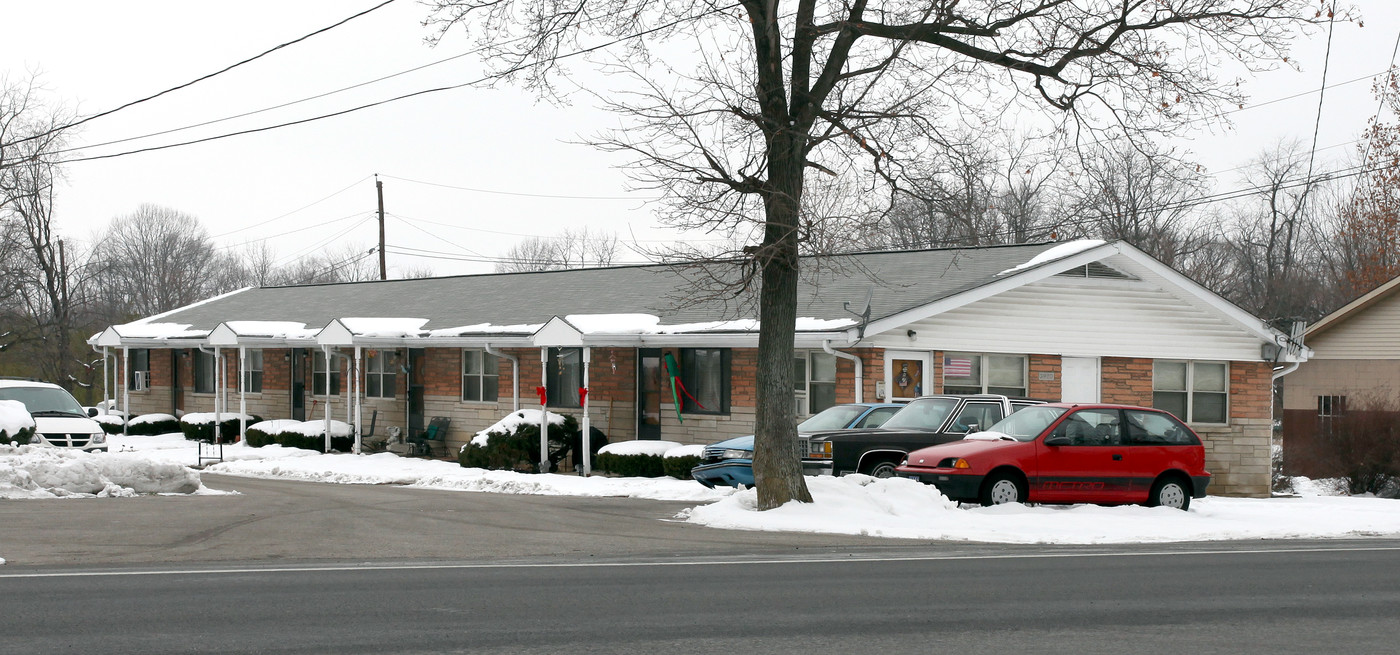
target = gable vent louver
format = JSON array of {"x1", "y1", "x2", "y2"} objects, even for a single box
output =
[{"x1": 1055, "y1": 262, "x2": 1137, "y2": 280}]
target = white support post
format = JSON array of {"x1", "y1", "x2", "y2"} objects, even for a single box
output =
[
  {"x1": 213, "y1": 347, "x2": 223, "y2": 443},
  {"x1": 539, "y1": 347, "x2": 549, "y2": 473},
  {"x1": 354, "y1": 346, "x2": 363, "y2": 454},
  {"x1": 238, "y1": 347, "x2": 248, "y2": 442},
  {"x1": 581, "y1": 347, "x2": 591, "y2": 477},
  {"x1": 121, "y1": 347, "x2": 129, "y2": 437},
  {"x1": 322, "y1": 346, "x2": 333, "y2": 453}
]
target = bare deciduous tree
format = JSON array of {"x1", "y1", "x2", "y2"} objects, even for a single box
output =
[
  {"x1": 1070, "y1": 143, "x2": 1213, "y2": 268},
  {"x1": 494, "y1": 227, "x2": 619, "y2": 272},
  {"x1": 425, "y1": 0, "x2": 1323, "y2": 509},
  {"x1": 96, "y1": 204, "x2": 245, "y2": 317}
]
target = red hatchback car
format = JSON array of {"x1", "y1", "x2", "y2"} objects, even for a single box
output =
[{"x1": 895, "y1": 404, "x2": 1210, "y2": 510}]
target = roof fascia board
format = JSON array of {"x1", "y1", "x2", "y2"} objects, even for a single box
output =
[{"x1": 859, "y1": 243, "x2": 1119, "y2": 338}]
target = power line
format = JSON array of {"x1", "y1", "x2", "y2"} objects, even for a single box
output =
[
  {"x1": 1303, "y1": 4, "x2": 1339, "y2": 195},
  {"x1": 15, "y1": 0, "x2": 399, "y2": 148},
  {"x1": 55, "y1": 4, "x2": 742, "y2": 165},
  {"x1": 385, "y1": 210, "x2": 729, "y2": 243},
  {"x1": 211, "y1": 175, "x2": 372, "y2": 238},
  {"x1": 384, "y1": 243, "x2": 650, "y2": 266},
  {"x1": 389, "y1": 214, "x2": 490, "y2": 258},
  {"x1": 216, "y1": 211, "x2": 369, "y2": 250},
  {"x1": 381, "y1": 174, "x2": 650, "y2": 200},
  {"x1": 1359, "y1": 30, "x2": 1400, "y2": 171}
]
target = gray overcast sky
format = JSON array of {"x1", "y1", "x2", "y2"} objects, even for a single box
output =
[{"x1": 2, "y1": 1, "x2": 1397, "y2": 276}]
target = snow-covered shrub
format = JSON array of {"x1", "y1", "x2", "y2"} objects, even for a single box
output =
[
  {"x1": 0, "y1": 399, "x2": 36, "y2": 446},
  {"x1": 459, "y1": 410, "x2": 590, "y2": 473},
  {"x1": 180, "y1": 412, "x2": 259, "y2": 442},
  {"x1": 661, "y1": 444, "x2": 704, "y2": 480},
  {"x1": 594, "y1": 440, "x2": 682, "y2": 478},
  {"x1": 127, "y1": 413, "x2": 180, "y2": 436},
  {"x1": 274, "y1": 420, "x2": 352, "y2": 453},
  {"x1": 245, "y1": 419, "x2": 301, "y2": 448},
  {"x1": 94, "y1": 413, "x2": 126, "y2": 434}
]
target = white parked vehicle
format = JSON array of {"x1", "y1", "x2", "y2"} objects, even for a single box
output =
[{"x1": 0, "y1": 378, "x2": 108, "y2": 452}]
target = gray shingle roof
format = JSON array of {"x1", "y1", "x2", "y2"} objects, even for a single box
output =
[{"x1": 139, "y1": 242, "x2": 1069, "y2": 332}]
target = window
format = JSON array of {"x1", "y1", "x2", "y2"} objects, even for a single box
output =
[
  {"x1": 943, "y1": 352, "x2": 1026, "y2": 396},
  {"x1": 950, "y1": 402, "x2": 1005, "y2": 434},
  {"x1": 1153, "y1": 361, "x2": 1228, "y2": 424},
  {"x1": 128, "y1": 349, "x2": 150, "y2": 390},
  {"x1": 1318, "y1": 395, "x2": 1347, "y2": 417},
  {"x1": 241, "y1": 350, "x2": 263, "y2": 393},
  {"x1": 547, "y1": 347, "x2": 582, "y2": 408},
  {"x1": 1124, "y1": 409, "x2": 1199, "y2": 446},
  {"x1": 193, "y1": 350, "x2": 216, "y2": 394},
  {"x1": 681, "y1": 348, "x2": 730, "y2": 415},
  {"x1": 462, "y1": 349, "x2": 499, "y2": 402},
  {"x1": 1049, "y1": 408, "x2": 1122, "y2": 446},
  {"x1": 793, "y1": 351, "x2": 837, "y2": 416},
  {"x1": 312, "y1": 350, "x2": 341, "y2": 396},
  {"x1": 365, "y1": 349, "x2": 396, "y2": 399}
]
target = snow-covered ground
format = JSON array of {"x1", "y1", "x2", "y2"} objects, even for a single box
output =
[{"x1": 3, "y1": 433, "x2": 1398, "y2": 546}]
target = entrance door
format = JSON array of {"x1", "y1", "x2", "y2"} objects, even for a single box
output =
[
  {"x1": 637, "y1": 349, "x2": 663, "y2": 440},
  {"x1": 408, "y1": 348, "x2": 426, "y2": 438},
  {"x1": 170, "y1": 349, "x2": 183, "y2": 415},
  {"x1": 290, "y1": 348, "x2": 306, "y2": 421},
  {"x1": 1060, "y1": 357, "x2": 1100, "y2": 403}
]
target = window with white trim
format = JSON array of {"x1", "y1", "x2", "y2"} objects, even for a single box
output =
[
  {"x1": 1317, "y1": 395, "x2": 1347, "y2": 417},
  {"x1": 193, "y1": 350, "x2": 216, "y2": 394},
  {"x1": 462, "y1": 349, "x2": 499, "y2": 402},
  {"x1": 793, "y1": 351, "x2": 838, "y2": 416},
  {"x1": 241, "y1": 349, "x2": 263, "y2": 393},
  {"x1": 128, "y1": 349, "x2": 150, "y2": 390},
  {"x1": 312, "y1": 350, "x2": 341, "y2": 396},
  {"x1": 1152, "y1": 360, "x2": 1228, "y2": 424},
  {"x1": 942, "y1": 352, "x2": 1027, "y2": 396},
  {"x1": 365, "y1": 349, "x2": 396, "y2": 399}
]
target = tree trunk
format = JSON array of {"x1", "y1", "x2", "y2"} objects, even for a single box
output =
[{"x1": 752, "y1": 135, "x2": 813, "y2": 510}]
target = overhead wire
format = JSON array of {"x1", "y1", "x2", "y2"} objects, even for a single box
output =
[
  {"x1": 215, "y1": 211, "x2": 369, "y2": 250},
  {"x1": 212, "y1": 175, "x2": 372, "y2": 238},
  {"x1": 1358, "y1": 28, "x2": 1400, "y2": 171}
]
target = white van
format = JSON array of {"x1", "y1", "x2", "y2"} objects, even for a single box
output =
[{"x1": 0, "y1": 379, "x2": 108, "y2": 452}]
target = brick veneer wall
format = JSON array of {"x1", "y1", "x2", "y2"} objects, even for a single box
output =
[{"x1": 1027, "y1": 354, "x2": 1061, "y2": 400}]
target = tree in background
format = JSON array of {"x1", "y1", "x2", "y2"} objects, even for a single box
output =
[
  {"x1": 96, "y1": 204, "x2": 245, "y2": 318},
  {"x1": 494, "y1": 227, "x2": 619, "y2": 273},
  {"x1": 427, "y1": 0, "x2": 1324, "y2": 509},
  {"x1": 1332, "y1": 67, "x2": 1400, "y2": 299}
]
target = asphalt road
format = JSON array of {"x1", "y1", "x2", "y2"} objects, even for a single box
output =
[{"x1": 3, "y1": 476, "x2": 1399, "y2": 654}]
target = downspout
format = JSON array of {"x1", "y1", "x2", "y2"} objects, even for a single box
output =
[
  {"x1": 823, "y1": 340, "x2": 863, "y2": 403},
  {"x1": 198, "y1": 345, "x2": 222, "y2": 443},
  {"x1": 484, "y1": 343, "x2": 520, "y2": 411},
  {"x1": 1271, "y1": 361, "x2": 1300, "y2": 381}
]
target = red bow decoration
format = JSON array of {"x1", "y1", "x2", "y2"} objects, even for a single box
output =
[
  {"x1": 578, "y1": 387, "x2": 589, "y2": 406},
  {"x1": 535, "y1": 386, "x2": 547, "y2": 406}
]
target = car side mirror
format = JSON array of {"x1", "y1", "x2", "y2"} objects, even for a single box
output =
[
  {"x1": 87, "y1": 407, "x2": 99, "y2": 417},
  {"x1": 965, "y1": 422, "x2": 979, "y2": 432},
  {"x1": 1044, "y1": 434, "x2": 1070, "y2": 447}
]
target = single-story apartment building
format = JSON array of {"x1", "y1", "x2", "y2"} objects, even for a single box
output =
[
  {"x1": 1282, "y1": 274, "x2": 1400, "y2": 477},
  {"x1": 91, "y1": 240, "x2": 1308, "y2": 497}
]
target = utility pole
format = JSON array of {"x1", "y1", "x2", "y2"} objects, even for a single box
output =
[{"x1": 376, "y1": 174, "x2": 387, "y2": 280}]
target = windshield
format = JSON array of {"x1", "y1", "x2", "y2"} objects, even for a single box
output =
[
  {"x1": 0, "y1": 387, "x2": 87, "y2": 416},
  {"x1": 880, "y1": 397, "x2": 959, "y2": 430},
  {"x1": 797, "y1": 405, "x2": 868, "y2": 432},
  {"x1": 984, "y1": 406, "x2": 1068, "y2": 441}
]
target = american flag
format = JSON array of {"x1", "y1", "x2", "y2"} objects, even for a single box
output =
[{"x1": 944, "y1": 358, "x2": 973, "y2": 377}]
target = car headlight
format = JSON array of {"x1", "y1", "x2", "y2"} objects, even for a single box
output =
[
  {"x1": 805, "y1": 440, "x2": 832, "y2": 459},
  {"x1": 939, "y1": 457, "x2": 971, "y2": 469},
  {"x1": 720, "y1": 449, "x2": 751, "y2": 460},
  {"x1": 90, "y1": 432, "x2": 106, "y2": 445}
]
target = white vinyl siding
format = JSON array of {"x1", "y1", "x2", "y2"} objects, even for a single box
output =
[{"x1": 876, "y1": 277, "x2": 1265, "y2": 361}]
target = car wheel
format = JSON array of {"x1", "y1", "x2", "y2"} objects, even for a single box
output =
[
  {"x1": 1147, "y1": 476, "x2": 1191, "y2": 511},
  {"x1": 861, "y1": 459, "x2": 899, "y2": 479},
  {"x1": 979, "y1": 471, "x2": 1026, "y2": 506}
]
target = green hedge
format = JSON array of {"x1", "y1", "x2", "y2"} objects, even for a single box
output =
[
  {"x1": 594, "y1": 452, "x2": 666, "y2": 478},
  {"x1": 181, "y1": 416, "x2": 260, "y2": 442},
  {"x1": 270, "y1": 430, "x2": 352, "y2": 453},
  {"x1": 128, "y1": 418, "x2": 180, "y2": 436},
  {"x1": 245, "y1": 426, "x2": 278, "y2": 447},
  {"x1": 459, "y1": 414, "x2": 604, "y2": 473},
  {"x1": 2, "y1": 426, "x2": 35, "y2": 446},
  {"x1": 98, "y1": 420, "x2": 125, "y2": 434},
  {"x1": 663, "y1": 454, "x2": 703, "y2": 480}
]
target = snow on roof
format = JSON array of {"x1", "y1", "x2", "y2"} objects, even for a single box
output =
[
  {"x1": 114, "y1": 322, "x2": 210, "y2": 340},
  {"x1": 562, "y1": 313, "x2": 854, "y2": 335},
  {"x1": 337, "y1": 317, "x2": 430, "y2": 338},
  {"x1": 998, "y1": 239, "x2": 1106, "y2": 276},
  {"x1": 222, "y1": 321, "x2": 318, "y2": 339},
  {"x1": 124, "y1": 287, "x2": 254, "y2": 326},
  {"x1": 428, "y1": 322, "x2": 545, "y2": 337}
]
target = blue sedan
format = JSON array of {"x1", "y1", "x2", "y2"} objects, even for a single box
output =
[{"x1": 691, "y1": 403, "x2": 903, "y2": 488}]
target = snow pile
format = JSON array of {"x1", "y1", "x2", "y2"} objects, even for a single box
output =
[
  {"x1": 0, "y1": 444, "x2": 205, "y2": 499},
  {"x1": 679, "y1": 475, "x2": 1400, "y2": 543},
  {"x1": 182, "y1": 412, "x2": 256, "y2": 425},
  {"x1": 337, "y1": 317, "x2": 429, "y2": 337},
  {"x1": 472, "y1": 409, "x2": 568, "y2": 446},
  {"x1": 599, "y1": 440, "x2": 682, "y2": 457},
  {"x1": 663, "y1": 444, "x2": 704, "y2": 458},
  {"x1": 128, "y1": 413, "x2": 178, "y2": 426},
  {"x1": 285, "y1": 420, "x2": 351, "y2": 437},
  {"x1": 0, "y1": 399, "x2": 36, "y2": 438},
  {"x1": 246, "y1": 419, "x2": 302, "y2": 435},
  {"x1": 204, "y1": 450, "x2": 727, "y2": 501}
]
